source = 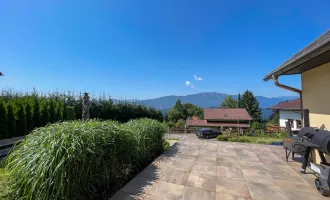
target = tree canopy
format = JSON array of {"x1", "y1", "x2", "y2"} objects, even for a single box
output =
[
  {"x1": 220, "y1": 95, "x2": 238, "y2": 108},
  {"x1": 166, "y1": 99, "x2": 203, "y2": 123},
  {"x1": 241, "y1": 90, "x2": 262, "y2": 122}
]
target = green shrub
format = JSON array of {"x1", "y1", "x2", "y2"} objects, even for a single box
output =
[
  {"x1": 0, "y1": 100, "x2": 7, "y2": 139},
  {"x1": 66, "y1": 106, "x2": 76, "y2": 120},
  {"x1": 121, "y1": 118, "x2": 167, "y2": 169},
  {"x1": 228, "y1": 137, "x2": 250, "y2": 143},
  {"x1": 15, "y1": 102, "x2": 27, "y2": 136},
  {"x1": 6, "y1": 103, "x2": 16, "y2": 138},
  {"x1": 163, "y1": 140, "x2": 171, "y2": 150},
  {"x1": 217, "y1": 135, "x2": 231, "y2": 141},
  {"x1": 4, "y1": 119, "x2": 167, "y2": 200},
  {"x1": 25, "y1": 102, "x2": 33, "y2": 133}
]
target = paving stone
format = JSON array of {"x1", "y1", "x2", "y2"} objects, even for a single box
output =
[
  {"x1": 160, "y1": 167, "x2": 190, "y2": 185},
  {"x1": 191, "y1": 162, "x2": 217, "y2": 176},
  {"x1": 216, "y1": 177, "x2": 251, "y2": 198},
  {"x1": 281, "y1": 188, "x2": 327, "y2": 200},
  {"x1": 171, "y1": 156, "x2": 196, "y2": 172},
  {"x1": 185, "y1": 173, "x2": 217, "y2": 192},
  {"x1": 110, "y1": 191, "x2": 144, "y2": 200},
  {"x1": 121, "y1": 177, "x2": 156, "y2": 197},
  {"x1": 242, "y1": 169, "x2": 278, "y2": 186},
  {"x1": 267, "y1": 164, "x2": 306, "y2": 182},
  {"x1": 216, "y1": 156, "x2": 239, "y2": 167},
  {"x1": 217, "y1": 146, "x2": 237, "y2": 156},
  {"x1": 235, "y1": 149, "x2": 260, "y2": 162},
  {"x1": 215, "y1": 193, "x2": 248, "y2": 200},
  {"x1": 276, "y1": 179, "x2": 315, "y2": 191},
  {"x1": 238, "y1": 161, "x2": 269, "y2": 172},
  {"x1": 195, "y1": 155, "x2": 217, "y2": 164},
  {"x1": 217, "y1": 166, "x2": 245, "y2": 180},
  {"x1": 247, "y1": 182, "x2": 289, "y2": 200},
  {"x1": 146, "y1": 181, "x2": 184, "y2": 200},
  {"x1": 178, "y1": 186, "x2": 213, "y2": 200}
]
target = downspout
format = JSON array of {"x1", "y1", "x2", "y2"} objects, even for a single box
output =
[{"x1": 272, "y1": 75, "x2": 304, "y2": 124}]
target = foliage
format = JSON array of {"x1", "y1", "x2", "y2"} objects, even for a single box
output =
[
  {"x1": 3, "y1": 119, "x2": 167, "y2": 200},
  {"x1": 0, "y1": 100, "x2": 7, "y2": 139},
  {"x1": 268, "y1": 110, "x2": 279, "y2": 124},
  {"x1": 182, "y1": 103, "x2": 203, "y2": 120},
  {"x1": 66, "y1": 106, "x2": 76, "y2": 120},
  {"x1": 166, "y1": 99, "x2": 204, "y2": 123},
  {"x1": 227, "y1": 136, "x2": 283, "y2": 144},
  {"x1": 0, "y1": 89, "x2": 164, "y2": 139},
  {"x1": 237, "y1": 93, "x2": 244, "y2": 108},
  {"x1": 163, "y1": 140, "x2": 171, "y2": 150},
  {"x1": 220, "y1": 95, "x2": 238, "y2": 108},
  {"x1": 0, "y1": 168, "x2": 11, "y2": 200},
  {"x1": 241, "y1": 90, "x2": 262, "y2": 122},
  {"x1": 216, "y1": 135, "x2": 231, "y2": 141},
  {"x1": 175, "y1": 119, "x2": 186, "y2": 128}
]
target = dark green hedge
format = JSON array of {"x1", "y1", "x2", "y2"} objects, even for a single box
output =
[{"x1": 0, "y1": 90, "x2": 163, "y2": 139}]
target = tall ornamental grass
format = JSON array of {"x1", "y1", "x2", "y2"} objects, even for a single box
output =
[{"x1": 4, "y1": 119, "x2": 166, "y2": 200}]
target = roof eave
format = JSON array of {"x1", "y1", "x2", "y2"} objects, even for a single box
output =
[{"x1": 264, "y1": 31, "x2": 330, "y2": 81}]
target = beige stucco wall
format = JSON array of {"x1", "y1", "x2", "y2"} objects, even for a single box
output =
[
  {"x1": 302, "y1": 62, "x2": 330, "y2": 129},
  {"x1": 302, "y1": 62, "x2": 330, "y2": 163}
]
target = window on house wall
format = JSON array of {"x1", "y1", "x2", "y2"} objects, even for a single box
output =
[
  {"x1": 297, "y1": 120, "x2": 302, "y2": 129},
  {"x1": 288, "y1": 119, "x2": 294, "y2": 128}
]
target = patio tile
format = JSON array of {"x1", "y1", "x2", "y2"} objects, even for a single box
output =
[
  {"x1": 267, "y1": 164, "x2": 306, "y2": 182},
  {"x1": 185, "y1": 173, "x2": 217, "y2": 192},
  {"x1": 276, "y1": 179, "x2": 314, "y2": 191},
  {"x1": 199, "y1": 150, "x2": 217, "y2": 157},
  {"x1": 217, "y1": 147, "x2": 237, "y2": 156},
  {"x1": 256, "y1": 154, "x2": 286, "y2": 165},
  {"x1": 242, "y1": 169, "x2": 277, "y2": 186},
  {"x1": 235, "y1": 149, "x2": 260, "y2": 162},
  {"x1": 247, "y1": 182, "x2": 289, "y2": 200},
  {"x1": 137, "y1": 163, "x2": 169, "y2": 180},
  {"x1": 110, "y1": 191, "x2": 144, "y2": 200},
  {"x1": 238, "y1": 161, "x2": 269, "y2": 172},
  {"x1": 121, "y1": 177, "x2": 156, "y2": 197},
  {"x1": 217, "y1": 166, "x2": 245, "y2": 180},
  {"x1": 181, "y1": 149, "x2": 200, "y2": 156},
  {"x1": 178, "y1": 186, "x2": 213, "y2": 200},
  {"x1": 281, "y1": 188, "x2": 326, "y2": 200},
  {"x1": 160, "y1": 167, "x2": 190, "y2": 185},
  {"x1": 191, "y1": 162, "x2": 217, "y2": 176},
  {"x1": 146, "y1": 181, "x2": 184, "y2": 200},
  {"x1": 215, "y1": 193, "x2": 248, "y2": 200},
  {"x1": 216, "y1": 177, "x2": 251, "y2": 198},
  {"x1": 171, "y1": 157, "x2": 196, "y2": 172},
  {"x1": 196, "y1": 155, "x2": 217, "y2": 164}
]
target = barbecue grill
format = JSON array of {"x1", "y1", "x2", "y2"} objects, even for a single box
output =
[{"x1": 283, "y1": 114, "x2": 330, "y2": 196}]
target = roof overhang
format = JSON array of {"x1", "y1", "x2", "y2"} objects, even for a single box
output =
[{"x1": 264, "y1": 30, "x2": 330, "y2": 81}]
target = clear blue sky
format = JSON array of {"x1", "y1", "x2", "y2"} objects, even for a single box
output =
[{"x1": 0, "y1": 0, "x2": 329, "y2": 99}]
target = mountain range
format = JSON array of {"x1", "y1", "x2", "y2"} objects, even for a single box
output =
[{"x1": 138, "y1": 92, "x2": 298, "y2": 119}]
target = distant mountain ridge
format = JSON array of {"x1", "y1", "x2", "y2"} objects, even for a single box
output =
[{"x1": 139, "y1": 92, "x2": 298, "y2": 119}]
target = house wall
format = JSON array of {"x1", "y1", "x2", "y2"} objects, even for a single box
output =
[
  {"x1": 302, "y1": 62, "x2": 330, "y2": 163},
  {"x1": 302, "y1": 62, "x2": 330, "y2": 129},
  {"x1": 279, "y1": 110, "x2": 301, "y2": 130}
]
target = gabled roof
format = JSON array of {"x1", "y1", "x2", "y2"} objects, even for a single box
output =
[
  {"x1": 268, "y1": 98, "x2": 301, "y2": 111},
  {"x1": 264, "y1": 30, "x2": 330, "y2": 81},
  {"x1": 204, "y1": 108, "x2": 252, "y2": 121},
  {"x1": 186, "y1": 120, "x2": 250, "y2": 128}
]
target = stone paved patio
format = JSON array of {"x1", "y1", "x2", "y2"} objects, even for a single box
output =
[{"x1": 110, "y1": 134, "x2": 329, "y2": 200}]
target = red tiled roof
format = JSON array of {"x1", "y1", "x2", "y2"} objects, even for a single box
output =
[
  {"x1": 269, "y1": 98, "x2": 301, "y2": 110},
  {"x1": 186, "y1": 120, "x2": 250, "y2": 128},
  {"x1": 203, "y1": 108, "x2": 252, "y2": 121}
]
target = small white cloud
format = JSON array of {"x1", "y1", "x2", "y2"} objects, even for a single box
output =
[
  {"x1": 180, "y1": 69, "x2": 185, "y2": 73},
  {"x1": 186, "y1": 81, "x2": 191, "y2": 86},
  {"x1": 194, "y1": 75, "x2": 203, "y2": 81}
]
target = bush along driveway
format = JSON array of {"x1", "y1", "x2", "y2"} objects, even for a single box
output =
[{"x1": 110, "y1": 135, "x2": 327, "y2": 200}]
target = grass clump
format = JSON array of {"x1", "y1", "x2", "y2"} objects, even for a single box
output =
[{"x1": 3, "y1": 118, "x2": 167, "y2": 200}]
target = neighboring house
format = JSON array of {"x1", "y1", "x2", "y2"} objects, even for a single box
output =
[
  {"x1": 186, "y1": 108, "x2": 252, "y2": 128},
  {"x1": 269, "y1": 98, "x2": 302, "y2": 130},
  {"x1": 264, "y1": 29, "x2": 330, "y2": 163}
]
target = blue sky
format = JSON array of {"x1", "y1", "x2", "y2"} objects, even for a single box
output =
[{"x1": 0, "y1": 0, "x2": 329, "y2": 99}]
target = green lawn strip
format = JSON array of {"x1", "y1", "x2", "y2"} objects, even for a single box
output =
[{"x1": 228, "y1": 136, "x2": 283, "y2": 144}]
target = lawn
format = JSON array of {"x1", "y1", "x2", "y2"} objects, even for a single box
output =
[{"x1": 217, "y1": 132, "x2": 287, "y2": 145}]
